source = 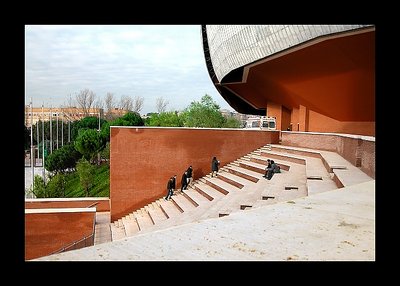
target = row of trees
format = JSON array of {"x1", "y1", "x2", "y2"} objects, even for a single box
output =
[
  {"x1": 146, "y1": 95, "x2": 241, "y2": 128},
  {"x1": 28, "y1": 94, "x2": 241, "y2": 198}
]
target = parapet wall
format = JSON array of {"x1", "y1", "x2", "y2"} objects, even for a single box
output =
[
  {"x1": 281, "y1": 131, "x2": 375, "y2": 178},
  {"x1": 25, "y1": 208, "x2": 96, "y2": 260},
  {"x1": 25, "y1": 197, "x2": 110, "y2": 212},
  {"x1": 110, "y1": 127, "x2": 279, "y2": 222}
]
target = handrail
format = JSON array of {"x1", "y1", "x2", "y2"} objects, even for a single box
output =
[
  {"x1": 49, "y1": 212, "x2": 97, "y2": 256},
  {"x1": 86, "y1": 202, "x2": 99, "y2": 208}
]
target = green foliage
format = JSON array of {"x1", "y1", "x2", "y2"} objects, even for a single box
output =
[
  {"x1": 44, "y1": 143, "x2": 82, "y2": 173},
  {"x1": 70, "y1": 116, "x2": 105, "y2": 141},
  {"x1": 76, "y1": 158, "x2": 96, "y2": 197},
  {"x1": 222, "y1": 117, "x2": 242, "y2": 128},
  {"x1": 100, "y1": 121, "x2": 111, "y2": 143},
  {"x1": 102, "y1": 112, "x2": 144, "y2": 142},
  {"x1": 146, "y1": 112, "x2": 184, "y2": 127},
  {"x1": 100, "y1": 142, "x2": 110, "y2": 163},
  {"x1": 182, "y1": 94, "x2": 226, "y2": 128},
  {"x1": 63, "y1": 164, "x2": 109, "y2": 197},
  {"x1": 46, "y1": 173, "x2": 67, "y2": 197},
  {"x1": 31, "y1": 173, "x2": 67, "y2": 198},
  {"x1": 31, "y1": 175, "x2": 47, "y2": 198},
  {"x1": 74, "y1": 129, "x2": 103, "y2": 162},
  {"x1": 112, "y1": 112, "x2": 144, "y2": 127}
]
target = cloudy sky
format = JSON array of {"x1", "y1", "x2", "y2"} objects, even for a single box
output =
[{"x1": 25, "y1": 25, "x2": 234, "y2": 114}]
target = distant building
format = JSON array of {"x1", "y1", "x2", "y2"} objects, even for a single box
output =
[{"x1": 24, "y1": 106, "x2": 129, "y2": 127}]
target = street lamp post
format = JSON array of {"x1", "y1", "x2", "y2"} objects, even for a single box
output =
[
  {"x1": 36, "y1": 114, "x2": 39, "y2": 163},
  {"x1": 30, "y1": 98, "x2": 34, "y2": 196},
  {"x1": 50, "y1": 105, "x2": 52, "y2": 154},
  {"x1": 42, "y1": 103, "x2": 45, "y2": 184},
  {"x1": 56, "y1": 111, "x2": 59, "y2": 149},
  {"x1": 61, "y1": 111, "x2": 64, "y2": 147}
]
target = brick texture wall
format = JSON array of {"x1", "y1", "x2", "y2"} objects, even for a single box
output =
[
  {"x1": 25, "y1": 211, "x2": 95, "y2": 260},
  {"x1": 110, "y1": 127, "x2": 279, "y2": 221}
]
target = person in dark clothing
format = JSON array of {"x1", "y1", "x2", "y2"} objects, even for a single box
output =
[
  {"x1": 211, "y1": 156, "x2": 220, "y2": 177},
  {"x1": 171, "y1": 175, "x2": 176, "y2": 193},
  {"x1": 165, "y1": 177, "x2": 174, "y2": 201},
  {"x1": 186, "y1": 166, "x2": 193, "y2": 187},
  {"x1": 267, "y1": 160, "x2": 277, "y2": 180},
  {"x1": 181, "y1": 171, "x2": 188, "y2": 193},
  {"x1": 263, "y1": 159, "x2": 271, "y2": 178}
]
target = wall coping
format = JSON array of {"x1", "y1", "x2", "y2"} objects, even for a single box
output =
[
  {"x1": 110, "y1": 126, "x2": 280, "y2": 132},
  {"x1": 25, "y1": 197, "x2": 109, "y2": 203},
  {"x1": 281, "y1": 131, "x2": 375, "y2": 142},
  {"x1": 25, "y1": 208, "x2": 97, "y2": 214}
]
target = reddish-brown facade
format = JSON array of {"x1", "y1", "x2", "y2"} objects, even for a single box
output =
[
  {"x1": 216, "y1": 29, "x2": 375, "y2": 136},
  {"x1": 25, "y1": 198, "x2": 110, "y2": 212},
  {"x1": 281, "y1": 132, "x2": 375, "y2": 179},
  {"x1": 110, "y1": 127, "x2": 279, "y2": 221},
  {"x1": 25, "y1": 210, "x2": 95, "y2": 260}
]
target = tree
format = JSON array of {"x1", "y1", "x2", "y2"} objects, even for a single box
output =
[
  {"x1": 133, "y1": 96, "x2": 144, "y2": 113},
  {"x1": 46, "y1": 173, "x2": 67, "y2": 197},
  {"x1": 100, "y1": 142, "x2": 110, "y2": 164},
  {"x1": 31, "y1": 175, "x2": 47, "y2": 198},
  {"x1": 101, "y1": 112, "x2": 144, "y2": 141},
  {"x1": 44, "y1": 143, "x2": 82, "y2": 174},
  {"x1": 76, "y1": 89, "x2": 96, "y2": 116},
  {"x1": 146, "y1": 111, "x2": 183, "y2": 127},
  {"x1": 105, "y1": 92, "x2": 116, "y2": 120},
  {"x1": 182, "y1": 94, "x2": 226, "y2": 128},
  {"x1": 156, "y1": 97, "x2": 169, "y2": 113},
  {"x1": 74, "y1": 129, "x2": 103, "y2": 163},
  {"x1": 76, "y1": 158, "x2": 95, "y2": 197},
  {"x1": 222, "y1": 117, "x2": 242, "y2": 128},
  {"x1": 119, "y1": 95, "x2": 133, "y2": 113}
]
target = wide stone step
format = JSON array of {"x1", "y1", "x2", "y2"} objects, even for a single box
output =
[
  {"x1": 204, "y1": 176, "x2": 241, "y2": 195},
  {"x1": 182, "y1": 189, "x2": 210, "y2": 207},
  {"x1": 250, "y1": 155, "x2": 291, "y2": 171},
  {"x1": 217, "y1": 172, "x2": 253, "y2": 188},
  {"x1": 122, "y1": 218, "x2": 140, "y2": 236},
  {"x1": 225, "y1": 165, "x2": 260, "y2": 182},
  {"x1": 237, "y1": 160, "x2": 266, "y2": 174},
  {"x1": 260, "y1": 151, "x2": 306, "y2": 165},
  {"x1": 110, "y1": 224, "x2": 126, "y2": 241},
  {"x1": 156, "y1": 198, "x2": 182, "y2": 219},
  {"x1": 269, "y1": 144, "x2": 321, "y2": 158},
  {"x1": 194, "y1": 183, "x2": 226, "y2": 201},
  {"x1": 134, "y1": 211, "x2": 154, "y2": 231},
  {"x1": 171, "y1": 193, "x2": 196, "y2": 212},
  {"x1": 145, "y1": 204, "x2": 168, "y2": 225}
]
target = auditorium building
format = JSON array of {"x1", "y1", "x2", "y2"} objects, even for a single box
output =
[{"x1": 201, "y1": 25, "x2": 375, "y2": 136}]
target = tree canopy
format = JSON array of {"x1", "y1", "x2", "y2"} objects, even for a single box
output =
[{"x1": 182, "y1": 94, "x2": 226, "y2": 128}]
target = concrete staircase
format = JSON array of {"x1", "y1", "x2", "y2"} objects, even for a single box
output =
[{"x1": 102, "y1": 143, "x2": 372, "y2": 243}]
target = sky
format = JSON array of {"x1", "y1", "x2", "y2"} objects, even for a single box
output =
[{"x1": 25, "y1": 25, "x2": 234, "y2": 114}]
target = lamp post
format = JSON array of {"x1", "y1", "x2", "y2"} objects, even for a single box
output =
[
  {"x1": 42, "y1": 103, "x2": 45, "y2": 184},
  {"x1": 50, "y1": 104, "x2": 52, "y2": 154},
  {"x1": 36, "y1": 115, "x2": 39, "y2": 163},
  {"x1": 56, "y1": 110, "x2": 59, "y2": 149},
  {"x1": 30, "y1": 98, "x2": 34, "y2": 196},
  {"x1": 61, "y1": 111, "x2": 64, "y2": 147}
]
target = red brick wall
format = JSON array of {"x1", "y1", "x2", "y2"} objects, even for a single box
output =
[
  {"x1": 308, "y1": 110, "x2": 375, "y2": 136},
  {"x1": 110, "y1": 127, "x2": 279, "y2": 221},
  {"x1": 25, "y1": 199, "x2": 110, "y2": 212},
  {"x1": 281, "y1": 132, "x2": 375, "y2": 178},
  {"x1": 359, "y1": 139, "x2": 375, "y2": 179},
  {"x1": 25, "y1": 210, "x2": 95, "y2": 260}
]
